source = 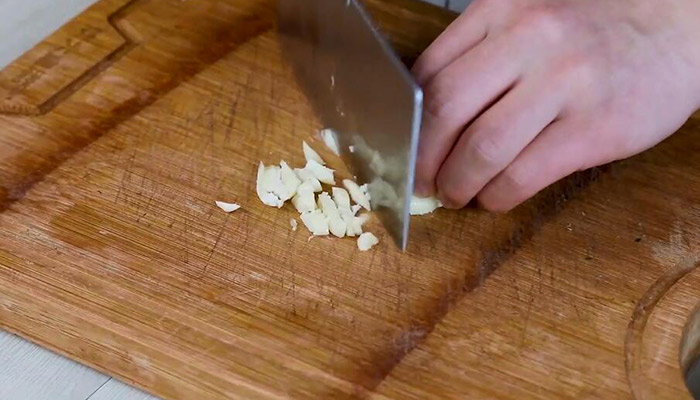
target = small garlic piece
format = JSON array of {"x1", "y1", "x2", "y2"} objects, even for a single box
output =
[
  {"x1": 303, "y1": 141, "x2": 325, "y2": 165},
  {"x1": 343, "y1": 179, "x2": 371, "y2": 211},
  {"x1": 301, "y1": 210, "x2": 329, "y2": 236},
  {"x1": 318, "y1": 192, "x2": 346, "y2": 237},
  {"x1": 345, "y1": 213, "x2": 368, "y2": 237},
  {"x1": 294, "y1": 168, "x2": 322, "y2": 192},
  {"x1": 280, "y1": 161, "x2": 301, "y2": 198},
  {"x1": 290, "y1": 219, "x2": 298, "y2": 231},
  {"x1": 292, "y1": 181, "x2": 317, "y2": 214},
  {"x1": 332, "y1": 187, "x2": 352, "y2": 214},
  {"x1": 305, "y1": 160, "x2": 335, "y2": 185},
  {"x1": 357, "y1": 232, "x2": 379, "y2": 251},
  {"x1": 320, "y1": 128, "x2": 340, "y2": 155},
  {"x1": 256, "y1": 162, "x2": 285, "y2": 208},
  {"x1": 410, "y1": 195, "x2": 443, "y2": 216},
  {"x1": 215, "y1": 201, "x2": 241, "y2": 213}
]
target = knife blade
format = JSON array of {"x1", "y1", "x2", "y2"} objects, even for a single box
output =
[{"x1": 278, "y1": 0, "x2": 423, "y2": 251}]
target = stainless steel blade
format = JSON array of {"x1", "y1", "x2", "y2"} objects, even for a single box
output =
[{"x1": 278, "y1": 0, "x2": 422, "y2": 251}]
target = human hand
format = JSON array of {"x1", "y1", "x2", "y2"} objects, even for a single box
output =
[{"x1": 413, "y1": 0, "x2": 700, "y2": 211}]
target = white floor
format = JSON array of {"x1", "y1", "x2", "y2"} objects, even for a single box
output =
[{"x1": 0, "y1": 0, "x2": 467, "y2": 399}]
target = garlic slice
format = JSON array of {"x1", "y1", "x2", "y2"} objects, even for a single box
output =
[
  {"x1": 345, "y1": 214, "x2": 368, "y2": 237},
  {"x1": 305, "y1": 160, "x2": 335, "y2": 185},
  {"x1": 290, "y1": 219, "x2": 298, "y2": 231},
  {"x1": 292, "y1": 181, "x2": 317, "y2": 214},
  {"x1": 256, "y1": 162, "x2": 285, "y2": 208},
  {"x1": 357, "y1": 232, "x2": 379, "y2": 251},
  {"x1": 280, "y1": 161, "x2": 301, "y2": 198},
  {"x1": 294, "y1": 168, "x2": 323, "y2": 192},
  {"x1": 215, "y1": 201, "x2": 241, "y2": 213},
  {"x1": 303, "y1": 141, "x2": 325, "y2": 165},
  {"x1": 318, "y1": 192, "x2": 346, "y2": 237},
  {"x1": 410, "y1": 195, "x2": 443, "y2": 216},
  {"x1": 301, "y1": 210, "x2": 329, "y2": 236},
  {"x1": 332, "y1": 187, "x2": 352, "y2": 214},
  {"x1": 343, "y1": 179, "x2": 371, "y2": 211},
  {"x1": 320, "y1": 128, "x2": 340, "y2": 155}
]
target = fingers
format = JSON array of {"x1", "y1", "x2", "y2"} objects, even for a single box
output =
[
  {"x1": 414, "y1": 33, "x2": 523, "y2": 196},
  {"x1": 475, "y1": 118, "x2": 606, "y2": 212},
  {"x1": 411, "y1": 2, "x2": 489, "y2": 85},
  {"x1": 434, "y1": 74, "x2": 564, "y2": 208}
]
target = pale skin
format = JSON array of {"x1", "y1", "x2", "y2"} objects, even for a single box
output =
[{"x1": 413, "y1": 0, "x2": 700, "y2": 211}]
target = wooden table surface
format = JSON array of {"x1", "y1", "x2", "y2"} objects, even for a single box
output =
[{"x1": 0, "y1": 0, "x2": 699, "y2": 399}]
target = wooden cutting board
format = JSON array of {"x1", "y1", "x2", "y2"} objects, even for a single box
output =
[{"x1": 0, "y1": 0, "x2": 699, "y2": 399}]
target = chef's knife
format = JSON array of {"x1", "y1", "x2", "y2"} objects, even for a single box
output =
[{"x1": 278, "y1": 0, "x2": 423, "y2": 251}]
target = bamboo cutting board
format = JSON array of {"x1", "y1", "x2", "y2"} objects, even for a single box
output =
[{"x1": 0, "y1": 0, "x2": 699, "y2": 399}]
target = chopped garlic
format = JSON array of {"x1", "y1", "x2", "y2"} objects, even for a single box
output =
[
  {"x1": 318, "y1": 192, "x2": 346, "y2": 237},
  {"x1": 256, "y1": 162, "x2": 285, "y2": 208},
  {"x1": 332, "y1": 187, "x2": 352, "y2": 214},
  {"x1": 327, "y1": 216, "x2": 347, "y2": 238},
  {"x1": 345, "y1": 213, "x2": 368, "y2": 237},
  {"x1": 280, "y1": 161, "x2": 301, "y2": 197},
  {"x1": 290, "y1": 219, "x2": 298, "y2": 231},
  {"x1": 320, "y1": 128, "x2": 340, "y2": 155},
  {"x1": 215, "y1": 201, "x2": 241, "y2": 213},
  {"x1": 317, "y1": 192, "x2": 340, "y2": 218},
  {"x1": 294, "y1": 168, "x2": 322, "y2": 192},
  {"x1": 357, "y1": 232, "x2": 379, "y2": 251},
  {"x1": 292, "y1": 181, "x2": 317, "y2": 214},
  {"x1": 348, "y1": 145, "x2": 355, "y2": 153},
  {"x1": 305, "y1": 159, "x2": 335, "y2": 185},
  {"x1": 343, "y1": 179, "x2": 371, "y2": 211},
  {"x1": 303, "y1": 141, "x2": 325, "y2": 165},
  {"x1": 410, "y1": 195, "x2": 443, "y2": 216},
  {"x1": 301, "y1": 210, "x2": 329, "y2": 236}
]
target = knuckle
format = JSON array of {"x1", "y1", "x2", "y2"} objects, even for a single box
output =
[
  {"x1": 499, "y1": 164, "x2": 531, "y2": 199},
  {"x1": 477, "y1": 193, "x2": 513, "y2": 213},
  {"x1": 423, "y1": 77, "x2": 456, "y2": 121},
  {"x1": 517, "y1": 6, "x2": 567, "y2": 43},
  {"x1": 468, "y1": 128, "x2": 504, "y2": 167}
]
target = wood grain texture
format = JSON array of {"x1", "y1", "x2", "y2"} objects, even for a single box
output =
[
  {"x1": 0, "y1": 0, "x2": 98, "y2": 69},
  {"x1": 375, "y1": 121, "x2": 700, "y2": 400},
  {"x1": 0, "y1": 331, "x2": 109, "y2": 400},
  {"x1": 0, "y1": 0, "x2": 698, "y2": 399},
  {"x1": 87, "y1": 378, "x2": 159, "y2": 400}
]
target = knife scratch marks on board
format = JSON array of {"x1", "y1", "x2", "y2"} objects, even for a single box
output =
[{"x1": 202, "y1": 218, "x2": 228, "y2": 276}]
